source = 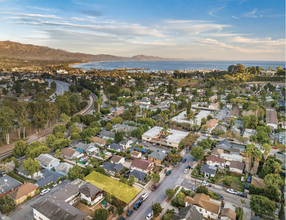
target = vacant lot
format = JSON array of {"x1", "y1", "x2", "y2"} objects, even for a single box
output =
[{"x1": 215, "y1": 174, "x2": 244, "y2": 192}]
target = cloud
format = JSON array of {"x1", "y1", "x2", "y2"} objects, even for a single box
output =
[
  {"x1": 203, "y1": 33, "x2": 251, "y2": 37},
  {"x1": 244, "y1": 8, "x2": 258, "y2": 18},
  {"x1": 81, "y1": 10, "x2": 103, "y2": 17},
  {"x1": 232, "y1": 36, "x2": 285, "y2": 46},
  {"x1": 0, "y1": 12, "x2": 60, "y2": 19},
  {"x1": 164, "y1": 20, "x2": 230, "y2": 35},
  {"x1": 232, "y1": 15, "x2": 239, "y2": 19},
  {"x1": 208, "y1": 6, "x2": 226, "y2": 17}
]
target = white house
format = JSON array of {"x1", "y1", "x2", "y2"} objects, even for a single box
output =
[
  {"x1": 110, "y1": 155, "x2": 125, "y2": 164},
  {"x1": 79, "y1": 182, "x2": 103, "y2": 206},
  {"x1": 35, "y1": 154, "x2": 60, "y2": 170},
  {"x1": 229, "y1": 161, "x2": 245, "y2": 174},
  {"x1": 220, "y1": 153, "x2": 242, "y2": 162},
  {"x1": 206, "y1": 155, "x2": 225, "y2": 168},
  {"x1": 17, "y1": 163, "x2": 42, "y2": 179},
  {"x1": 185, "y1": 193, "x2": 221, "y2": 220}
]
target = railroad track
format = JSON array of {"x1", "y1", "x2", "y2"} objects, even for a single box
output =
[{"x1": 0, "y1": 87, "x2": 97, "y2": 160}]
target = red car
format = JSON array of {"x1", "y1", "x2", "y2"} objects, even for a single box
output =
[
  {"x1": 151, "y1": 185, "x2": 157, "y2": 191},
  {"x1": 273, "y1": 147, "x2": 278, "y2": 149}
]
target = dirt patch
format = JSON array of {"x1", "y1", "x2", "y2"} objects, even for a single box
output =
[{"x1": 76, "y1": 202, "x2": 95, "y2": 217}]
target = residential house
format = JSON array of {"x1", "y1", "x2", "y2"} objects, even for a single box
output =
[
  {"x1": 129, "y1": 170, "x2": 147, "y2": 182},
  {"x1": 131, "y1": 159, "x2": 154, "y2": 173},
  {"x1": 79, "y1": 182, "x2": 103, "y2": 205},
  {"x1": 148, "y1": 151, "x2": 167, "y2": 165},
  {"x1": 103, "y1": 162, "x2": 125, "y2": 175},
  {"x1": 61, "y1": 148, "x2": 80, "y2": 160},
  {"x1": 35, "y1": 154, "x2": 60, "y2": 170},
  {"x1": 113, "y1": 110, "x2": 124, "y2": 117},
  {"x1": 216, "y1": 140, "x2": 231, "y2": 151},
  {"x1": 221, "y1": 203, "x2": 237, "y2": 220},
  {"x1": 231, "y1": 144, "x2": 245, "y2": 153},
  {"x1": 92, "y1": 137, "x2": 106, "y2": 147},
  {"x1": 266, "y1": 110, "x2": 278, "y2": 129},
  {"x1": 203, "y1": 119, "x2": 219, "y2": 133},
  {"x1": 108, "y1": 143, "x2": 123, "y2": 152},
  {"x1": 17, "y1": 163, "x2": 42, "y2": 179},
  {"x1": 130, "y1": 151, "x2": 142, "y2": 159},
  {"x1": 234, "y1": 120, "x2": 243, "y2": 128},
  {"x1": 50, "y1": 184, "x2": 81, "y2": 206},
  {"x1": 75, "y1": 142, "x2": 93, "y2": 153},
  {"x1": 100, "y1": 131, "x2": 115, "y2": 140},
  {"x1": 206, "y1": 155, "x2": 225, "y2": 168},
  {"x1": 0, "y1": 176, "x2": 22, "y2": 196},
  {"x1": 216, "y1": 125, "x2": 227, "y2": 133},
  {"x1": 119, "y1": 140, "x2": 132, "y2": 150},
  {"x1": 8, "y1": 182, "x2": 37, "y2": 205},
  {"x1": 32, "y1": 199, "x2": 88, "y2": 220},
  {"x1": 86, "y1": 147, "x2": 99, "y2": 155},
  {"x1": 54, "y1": 162, "x2": 74, "y2": 176},
  {"x1": 185, "y1": 193, "x2": 221, "y2": 219},
  {"x1": 36, "y1": 169, "x2": 64, "y2": 188},
  {"x1": 112, "y1": 124, "x2": 137, "y2": 133},
  {"x1": 200, "y1": 164, "x2": 217, "y2": 178},
  {"x1": 275, "y1": 132, "x2": 286, "y2": 145},
  {"x1": 211, "y1": 148, "x2": 224, "y2": 156},
  {"x1": 110, "y1": 155, "x2": 125, "y2": 164},
  {"x1": 172, "y1": 205, "x2": 203, "y2": 220},
  {"x1": 228, "y1": 109, "x2": 240, "y2": 118},
  {"x1": 243, "y1": 129, "x2": 257, "y2": 139},
  {"x1": 220, "y1": 153, "x2": 242, "y2": 162},
  {"x1": 229, "y1": 161, "x2": 244, "y2": 174}
]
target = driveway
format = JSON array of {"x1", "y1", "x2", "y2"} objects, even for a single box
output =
[
  {"x1": 9, "y1": 180, "x2": 70, "y2": 220},
  {"x1": 129, "y1": 153, "x2": 194, "y2": 220}
]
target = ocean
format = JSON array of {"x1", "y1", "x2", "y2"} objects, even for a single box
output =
[{"x1": 71, "y1": 60, "x2": 285, "y2": 71}]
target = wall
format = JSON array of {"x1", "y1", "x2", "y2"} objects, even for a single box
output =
[{"x1": 33, "y1": 209, "x2": 50, "y2": 220}]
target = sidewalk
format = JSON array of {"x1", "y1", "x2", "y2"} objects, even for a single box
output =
[{"x1": 159, "y1": 185, "x2": 181, "y2": 218}]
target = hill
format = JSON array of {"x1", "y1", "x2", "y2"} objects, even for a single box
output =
[{"x1": 0, "y1": 41, "x2": 181, "y2": 62}]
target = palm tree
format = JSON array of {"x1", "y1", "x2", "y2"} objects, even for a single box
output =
[
  {"x1": 244, "y1": 144, "x2": 255, "y2": 173},
  {"x1": 272, "y1": 162, "x2": 282, "y2": 174},
  {"x1": 240, "y1": 199, "x2": 246, "y2": 207},
  {"x1": 262, "y1": 143, "x2": 272, "y2": 163},
  {"x1": 252, "y1": 149, "x2": 262, "y2": 174}
]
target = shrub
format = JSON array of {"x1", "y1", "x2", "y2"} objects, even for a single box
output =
[
  {"x1": 7, "y1": 172, "x2": 24, "y2": 183},
  {"x1": 222, "y1": 177, "x2": 232, "y2": 187}
]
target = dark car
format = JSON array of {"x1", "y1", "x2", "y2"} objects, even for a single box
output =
[
  {"x1": 238, "y1": 192, "x2": 247, "y2": 198},
  {"x1": 119, "y1": 218, "x2": 125, "y2": 220},
  {"x1": 182, "y1": 158, "x2": 187, "y2": 163},
  {"x1": 126, "y1": 209, "x2": 133, "y2": 217},
  {"x1": 166, "y1": 170, "x2": 171, "y2": 176},
  {"x1": 151, "y1": 185, "x2": 157, "y2": 191},
  {"x1": 133, "y1": 200, "x2": 142, "y2": 210},
  {"x1": 186, "y1": 165, "x2": 191, "y2": 169},
  {"x1": 277, "y1": 151, "x2": 283, "y2": 154},
  {"x1": 218, "y1": 194, "x2": 224, "y2": 200}
]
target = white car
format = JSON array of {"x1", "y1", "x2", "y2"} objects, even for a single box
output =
[
  {"x1": 40, "y1": 188, "x2": 50, "y2": 196},
  {"x1": 201, "y1": 181, "x2": 208, "y2": 186},
  {"x1": 141, "y1": 193, "x2": 148, "y2": 201},
  {"x1": 146, "y1": 211, "x2": 153, "y2": 220},
  {"x1": 184, "y1": 169, "x2": 189, "y2": 174},
  {"x1": 226, "y1": 189, "x2": 237, "y2": 194}
]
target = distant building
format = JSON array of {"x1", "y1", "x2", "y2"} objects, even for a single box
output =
[
  {"x1": 35, "y1": 154, "x2": 60, "y2": 170},
  {"x1": 172, "y1": 205, "x2": 203, "y2": 220},
  {"x1": 266, "y1": 110, "x2": 278, "y2": 129},
  {"x1": 200, "y1": 164, "x2": 217, "y2": 178}
]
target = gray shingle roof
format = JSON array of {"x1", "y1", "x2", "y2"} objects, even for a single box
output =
[
  {"x1": 75, "y1": 142, "x2": 90, "y2": 150},
  {"x1": 216, "y1": 139, "x2": 231, "y2": 150},
  {"x1": 172, "y1": 205, "x2": 203, "y2": 220},
  {"x1": 200, "y1": 164, "x2": 217, "y2": 175},
  {"x1": 129, "y1": 169, "x2": 146, "y2": 181},
  {"x1": 36, "y1": 169, "x2": 63, "y2": 188},
  {"x1": 103, "y1": 162, "x2": 124, "y2": 173},
  {"x1": 109, "y1": 143, "x2": 123, "y2": 151},
  {"x1": 0, "y1": 176, "x2": 22, "y2": 194},
  {"x1": 79, "y1": 182, "x2": 101, "y2": 198},
  {"x1": 35, "y1": 154, "x2": 60, "y2": 167},
  {"x1": 148, "y1": 151, "x2": 167, "y2": 161}
]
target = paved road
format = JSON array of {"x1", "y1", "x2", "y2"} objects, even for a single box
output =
[
  {"x1": 46, "y1": 79, "x2": 70, "y2": 99},
  {"x1": 8, "y1": 180, "x2": 70, "y2": 220},
  {"x1": 129, "y1": 153, "x2": 194, "y2": 220}
]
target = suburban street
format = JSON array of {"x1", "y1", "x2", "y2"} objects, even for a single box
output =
[
  {"x1": 7, "y1": 180, "x2": 70, "y2": 220},
  {"x1": 129, "y1": 153, "x2": 194, "y2": 220}
]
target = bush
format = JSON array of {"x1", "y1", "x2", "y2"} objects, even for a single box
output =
[
  {"x1": 7, "y1": 172, "x2": 24, "y2": 183},
  {"x1": 81, "y1": 199, "x2": 88, "y2": 205},
  {"x1": 222, "y1": 177, "x2": 232, "y2": 187}
]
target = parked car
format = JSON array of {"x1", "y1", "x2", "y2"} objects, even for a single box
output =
[
  {"x1": 184, "y1": 169, "x2": 189, "y2": 174},
  {"x1": 151, "y1": 185, "x2": 157, "y2": 191},
  {"x1": 152, "y1": 143, "x2": 156, "y2": 146},
  {"x1": 238, "y1": 192, "x2": 247, "y2": 198},
  {"x1": 226, "y1": 189, "x2": 238, "y2": 194},
  {"x1": 277, "y1": 151, "x2": 283, "y2": 154},
  {"x1": 173, "y1": 163, "x2": 178, "y2": 167},
  {"x1": 133, "y1": 200, "x2": 142, "y2": 210},
  {"x1": 40, "y1": 188, "x2": 50, "y2": 196},
  {"x1": 141, "y1": 193, "x2": 148, "y2": 201},
  {"x1": 119, "y1": 217, "x2": 125, "y2": 220},
  {"x1": 201, "y1": 181, "x2": 208, "y2": 186},
  {"x1": 272, "y1": 146, "x2": 278, "y2": 149},
  {"x1": 182, "y1": 158, "x2": 187, "y2": 163},
  {"x1": 218, "y1": 194, "x2": 224, "y2": 200},
  {"x1": 186, "y1": 166, "x2": 191, "y2": 169},
  {"x1": 146, "y1": 211, "x2": 153, "y2": 220},
  {"x1": 126, "y1": 209, "x2": 133, "y2": 217},
  {"x1": 166, "y1": 170, "x2": 171, "y2": 176}
]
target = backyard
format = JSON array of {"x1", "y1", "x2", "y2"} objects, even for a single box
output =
[{"x1": 215, "y1": 174, "x2": 244, "y2": 192}]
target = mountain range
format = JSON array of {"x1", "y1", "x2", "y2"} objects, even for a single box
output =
[{"x1": 0, "y1": 41, "x2": 182, "y2": 62}]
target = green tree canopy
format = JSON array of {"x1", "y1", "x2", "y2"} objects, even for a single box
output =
[
  {"x1": 152, "y1": 203, "x2": 162, "y2": 217},
  {"x1": 190, "y1": 146, "x2": 205, "y2": 160},
  {"x1": 94, "y1": 208, "x2": 109, "y2": 220},
  {"x1": 12, "y1": 140, "x2": 27, "y2": 157},
  {"x1": 250, "y1": 195, "x2": 275, "y2": 217},
  {"x1": 166, "y1": 188, "x2": 175, "y2": 199},
  {"x1": 22, "y1": 158, "x2": 40, "y2": 178}
]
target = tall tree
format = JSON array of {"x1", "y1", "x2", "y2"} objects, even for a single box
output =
[
  {"x1": 262, "y1": 143, "x2": 271, "y2": 163},
  {"x1": 12, "y1": 140, "x2": 27, "y2": 157},
  {"x1": 190, "y1": 146, "x2": 205, "y2": 160},
  {"x1": 22, "y1": 158, "x2": 40, "y2": 179},
  {"x1": 252, "y1": 149, "x2": 262, "y2": 175},
  {"x1": 250, "y1": 195, "x2": 275, "y2": 218},
  {"x1": 0, "y1": 106, "x2": 15, "y2": 144},
  {"x1": 186, "y1": 101, "x2": 192, "y2": 115},
  {"x1": 244, "y1": 144, "x2": 255, "y2": 173}
]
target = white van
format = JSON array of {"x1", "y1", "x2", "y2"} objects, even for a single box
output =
[{"x1": 141, "y1": 193, "x2": 148, "y2": 201}]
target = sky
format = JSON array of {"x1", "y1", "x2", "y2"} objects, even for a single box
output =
[{"x1": 0, "y1": 0, "x2": 285, "y2": 61}]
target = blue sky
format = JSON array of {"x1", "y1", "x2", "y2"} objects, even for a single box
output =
[{"x1": 0, "y1": 0, "x2": 285, "y2": 60}]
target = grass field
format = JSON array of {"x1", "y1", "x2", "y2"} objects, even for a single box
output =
[
  {"x1": 215, "y1": 174, "x2": 244, "y2": 192},
  {"x1": 84, "y1": 171, "x2": 140, "y2": 204}
]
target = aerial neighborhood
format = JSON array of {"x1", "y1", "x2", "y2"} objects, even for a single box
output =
[{"x1": 0, "y1": 63, "x2": 284, "y2": 220}]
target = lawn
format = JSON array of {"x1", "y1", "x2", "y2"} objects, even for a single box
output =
[
  {"x1": 84, "y1": 171, "x2": 140, "y2": 204},
  {"x1": 215, "y1": 174, "x2": 244, "y2": 192},
  {"x1": 173, "y1": 78, "x2": 199, "y2": 86}
]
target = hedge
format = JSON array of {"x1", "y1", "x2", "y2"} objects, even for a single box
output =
[
  {"x1": 249, "y1": 184, "x2": 279, "y2": 202},
  {"x1": 7, "y1": 172, "x2": 24, "y2": 183}
]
